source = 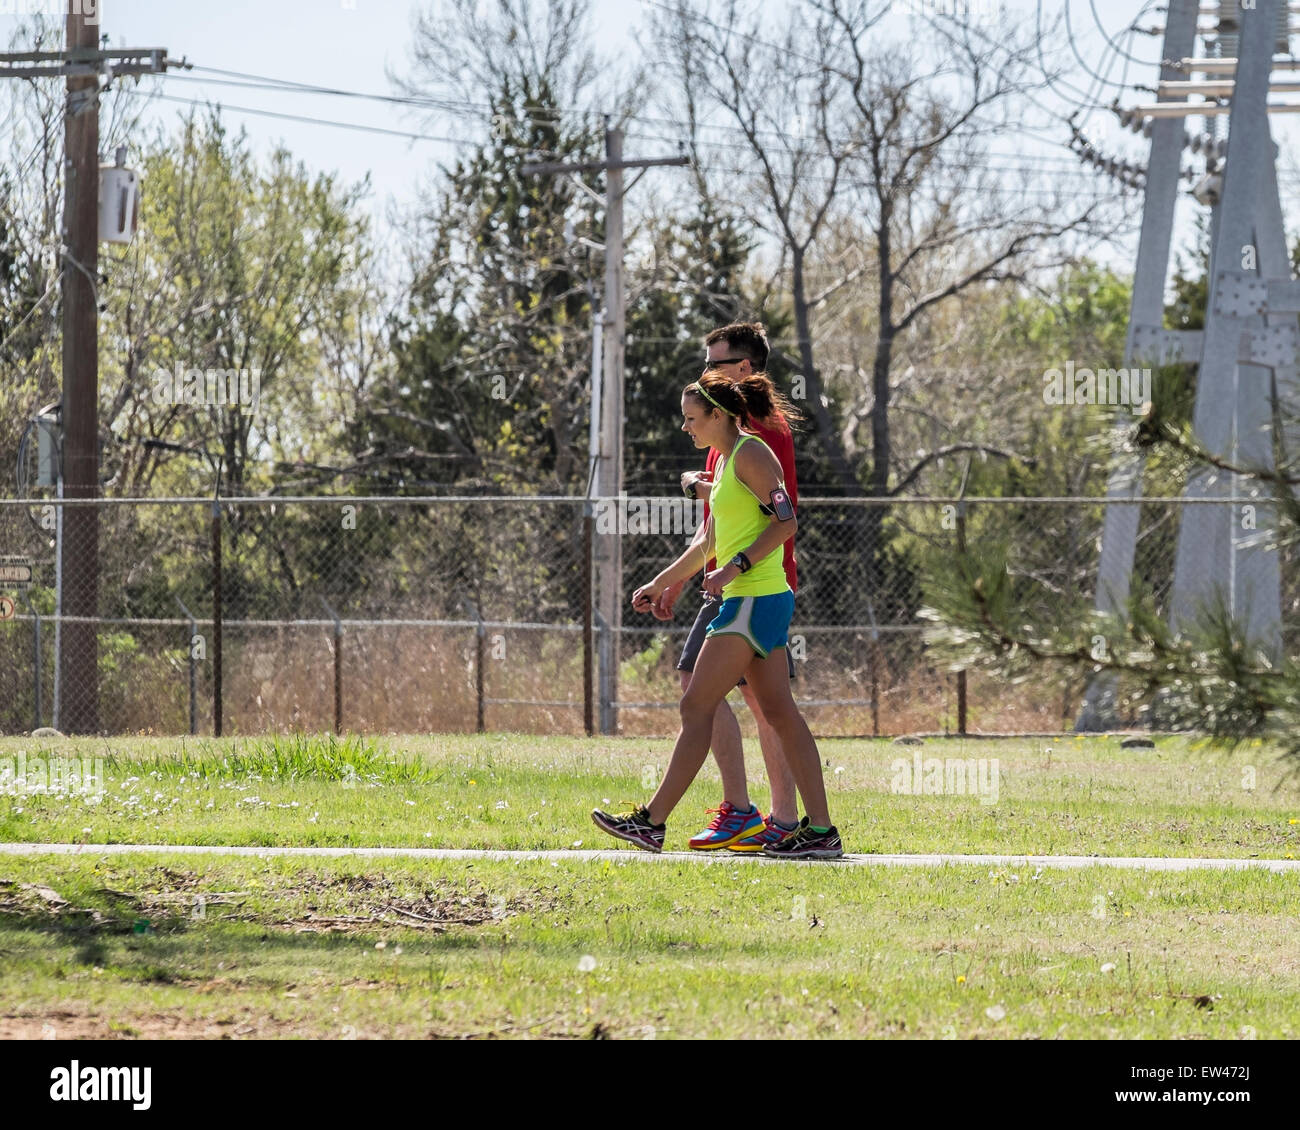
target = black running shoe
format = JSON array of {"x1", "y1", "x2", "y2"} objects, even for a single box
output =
[
  {"x1": 761, "y1": 816, "x2": 844, "y2": 859},
  {"x1": 591, "y1": 804, "x2": 666, "y2": 853}
]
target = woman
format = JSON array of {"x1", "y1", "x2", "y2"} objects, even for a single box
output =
[{"x1": 591, "y1": 369, "x2": 843, "y2": 859}]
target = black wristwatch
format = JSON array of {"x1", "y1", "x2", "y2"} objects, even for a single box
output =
[{"x1": 730, "y1": 552, "x2": 752, "y2": 574}]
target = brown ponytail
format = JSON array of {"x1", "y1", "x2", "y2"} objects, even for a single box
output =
[{"x1": 685, "y1": 368, "x2": 803, "y2": 432}]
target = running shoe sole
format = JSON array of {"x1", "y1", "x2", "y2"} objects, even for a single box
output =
[
  {"x1": 688, "y1": 820, "x2": 765, "y2": 851},
  {"x1": 764, "y1": 846, "x2": 845, "y2": 860}
]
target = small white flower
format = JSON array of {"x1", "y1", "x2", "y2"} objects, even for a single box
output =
[
  {"x1": 1101, "y1": 962, "x2": 1116, "y2": 974},
  {"x1": 577, "y1": 954, "x2": 596, "y2": 972},
  {"x1": 985, "y1": 1004, "x2": 1006, "y2": 1021},
  {"x1": 495, "y1": 800, "x2": 508, "y2": 809}
]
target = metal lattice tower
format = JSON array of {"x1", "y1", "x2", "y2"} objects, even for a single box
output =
[{"x1": 1078, "y1": 0, "x2": 1298, "y2": 729}]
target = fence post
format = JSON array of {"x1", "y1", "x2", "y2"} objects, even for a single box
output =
[
  {"x1": 582, "y1": 507, "x2": 594, "y2": 736},
  {"x1": 211, "y1": 498, "x2": 223, "y2": 738},
  {"x1": 462, "y1": 598, "x2": 486, "y2": 733},
  {"x1": 954, "y1": 461, "x2": 972, "y2": 738},
  {"x1": 955, "y1": 492, "x2": 969, "y2": 737},
  {"x1": 24, "y1": 593, "x2": 41, "y2": 731},
  {"x1": 321, "y1": 597, "x2": 343, "y2": 735},
  {"x1": 864, "y1": 597, "x2": 880, "y2": 739},
  {"x1": 176, "y1": 597, "x2": 197, "y2": 736}
]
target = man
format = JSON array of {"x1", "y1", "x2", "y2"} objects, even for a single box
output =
[{"x1": 654, "y1": 321, "x2": 802, "y2": 851}]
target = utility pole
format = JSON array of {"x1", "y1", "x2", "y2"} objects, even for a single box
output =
[
  {"x1": 523, "y1": 127, "x2": 688, "y2": 735},
  {"x1": 60, "y1": 5, "x2": 99, "y2": 734},
  {"x1": 0, "y1": 7, "x2": 180, "y2": 733}
]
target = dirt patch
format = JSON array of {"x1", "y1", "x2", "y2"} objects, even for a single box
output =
[
  {"x1": 0, "y1": 1005, "x2": 304, "y2": 1040},
  {"x1": 275, "y1": 873, "x2": 548, "y2": 934},
  {"x1": 0, "y1": 870, "x2": 558, "y2": 936}
]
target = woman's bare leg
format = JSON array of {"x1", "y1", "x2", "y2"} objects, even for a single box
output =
[
  {"x1": 741, "y1": 647, "x2": 832, "y2": 828},
  {"x1": 648, "y1": 634, "x2": 755, "y2": 825}
]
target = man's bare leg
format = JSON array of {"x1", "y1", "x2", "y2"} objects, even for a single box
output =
[{"x1": 739, "y1": 680, "x2": 798, "y2": 826}]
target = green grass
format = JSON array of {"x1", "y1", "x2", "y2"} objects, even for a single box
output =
[
  {"x1": 1, "y1": 733, "x2": 1297, "y2": 1039},
  {"x1": 0, "y1": 732, "x2": 1296, "y2": 858},
  {"x1": 0, "y1": 852, "x2": 1295, "y2": 1039}
]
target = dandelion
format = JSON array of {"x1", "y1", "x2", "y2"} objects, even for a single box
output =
[
  {"x1": 468, "y1": 779, "x2": 477, "y2": 786},
  {"x1": 985, "y1": 1004, "x2": 1006, "y2": 1021},
  {"x1": 956, "y1": 975, "x2": 966, "y2": 984},
  {"x1": 577, "y1": 954, "x2": 596, "y2": 972},
  {"x1": 1289, "y1": 819, "x2": 1298, "y2": 826}
]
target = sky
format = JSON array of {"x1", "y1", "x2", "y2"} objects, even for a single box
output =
[{"x1": 5, "y1": 0, "x2": 1300, "y2": 271}]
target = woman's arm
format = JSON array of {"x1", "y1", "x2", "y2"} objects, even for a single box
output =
[{"x1": 633, "y1": 516, "x2": 715, "y2": 612}]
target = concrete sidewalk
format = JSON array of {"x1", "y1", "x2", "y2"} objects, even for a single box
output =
[{"x1": 1, "y1": 842, "x2": 1297, "y2": 872}]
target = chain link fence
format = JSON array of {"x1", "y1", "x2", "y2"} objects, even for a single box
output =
[{"x1": 0, "y1": 495, "x2": 1295, "y2": 738}]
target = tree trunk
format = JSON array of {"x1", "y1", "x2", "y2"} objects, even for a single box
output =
[{"x1": 791, "y1": 248, "x2": 859, "y2": 492}]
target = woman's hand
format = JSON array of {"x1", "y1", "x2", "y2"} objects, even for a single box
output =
[
  {"x1": 632, "y1": 581, "x2": 666, "y2": 614},
  {"x1": 701, "y1": 562, "x2": 739, "y2": 599},
  {"x1": 651, "y1": 578, "x2": 687, "y2": 620}
]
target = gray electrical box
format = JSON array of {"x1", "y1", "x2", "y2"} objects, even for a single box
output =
[{"x1": 35, "y1": 413, "x2": 59, "y2": 488}]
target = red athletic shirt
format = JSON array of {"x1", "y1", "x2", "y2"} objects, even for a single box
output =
[{"x1": 702, "y1": 419, "x2": 798, "y2": 592}]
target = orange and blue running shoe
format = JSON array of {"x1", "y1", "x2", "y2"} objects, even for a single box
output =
[
  {"x1": 728, "y1": 813, "x2": 799, "y2": 852},
  {"x1": 688, "y1": 801, "x2": 765, "y2": 850}
]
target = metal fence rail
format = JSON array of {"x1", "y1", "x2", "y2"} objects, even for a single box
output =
[{"x1": 0, "y1": 495, "x2": 1292, "y2": 738}]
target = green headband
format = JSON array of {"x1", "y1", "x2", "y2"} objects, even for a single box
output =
[{"x1": 689, "y1": 382, "x2": 736, "y2": 417}]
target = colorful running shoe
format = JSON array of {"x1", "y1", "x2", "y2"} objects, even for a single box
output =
[
  {"x1": 687, "y1": 801, "x2": 765, "y2": 850},
  {"x1": 727, "y1": 813, "x2": 799, "y2": 852},
  {"x1": 591, "y1": 804, "x2": 665, "y2": 853},
  {"x1": 761, "y1": 817, "x2": 844, "y2": 860}
]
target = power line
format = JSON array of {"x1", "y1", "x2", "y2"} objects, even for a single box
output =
[
  {"x1": 1034, "y1": 0, "x2": 1110, "y2": 109},
  {"x1": 1089, "y1": 0, "x2": 1163, "y2": 69},
  {"x1": 124, "y1": 89, "x2": 471, "y2": 145},
  {"x1": 0, "y1": 268, "x2": 62, "y2": 359},
  {"x1": 1064, "y1": 0, "x2": 1139, "y2": 93}
]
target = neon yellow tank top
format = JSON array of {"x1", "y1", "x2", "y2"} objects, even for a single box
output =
[{"x1": 711, "y1": 434, "x2": 791, "y2": 598}]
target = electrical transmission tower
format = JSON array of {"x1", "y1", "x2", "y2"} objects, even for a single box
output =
[{"x1": 1078, "y1": 0, "x2": 1299, "y2": 729}]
